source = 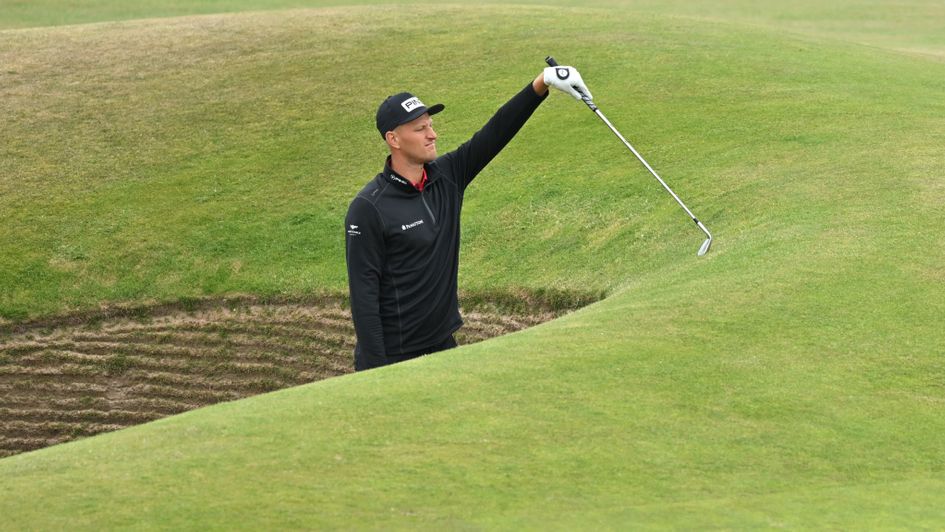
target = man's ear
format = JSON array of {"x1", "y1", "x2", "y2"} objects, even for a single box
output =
[{"x1": 385, "y1": 130, "x2": 399, "y2": 150}]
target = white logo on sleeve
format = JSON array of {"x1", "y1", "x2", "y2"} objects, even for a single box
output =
[
  {"x1": 401, "y1": 219, "x2": 424, "y2": 231},
  {"x1": 401, "y1": 97, "x2": 424, "y2": 112},
  {"x1": 347, "y1": 224, "x2": 361, "y2": 236}
]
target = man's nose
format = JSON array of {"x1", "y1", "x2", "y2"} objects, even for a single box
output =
[{"x1": 428, "y1": 127, "x2": 437, "y2": 139}]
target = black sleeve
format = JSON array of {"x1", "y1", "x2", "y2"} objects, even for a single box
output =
[
  {"x1": 439, "y1": 82, "x2": 548, "y2": 191},
  {"x1": 345, "y1": 197, "x2": 387, "y2": 368}
]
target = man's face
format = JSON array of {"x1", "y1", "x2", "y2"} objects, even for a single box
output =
[{"x1": 388, "y1": 113, "x2": 437, "y2": 163}]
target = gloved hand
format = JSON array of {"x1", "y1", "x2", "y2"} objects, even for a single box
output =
[{"x1": 543, "y1": 65, "x2": 593, "y2": 101}]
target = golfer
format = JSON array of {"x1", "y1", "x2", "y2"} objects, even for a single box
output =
[{"x1": 345, "y1": 65, "x2": 591, "y2": 371}]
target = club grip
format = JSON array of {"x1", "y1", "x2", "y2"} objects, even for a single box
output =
[{"x1": 544, "y1": 56, "x2": 598, "y2": 112}]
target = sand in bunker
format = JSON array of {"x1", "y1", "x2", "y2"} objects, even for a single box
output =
[{"x1": 0, "y1": 294, "x2": 584, "y2": 458}]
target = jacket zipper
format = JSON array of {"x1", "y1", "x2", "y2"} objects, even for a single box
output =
[{"x1": 421, "y1": 192, "x2": 437, "y2": 225}]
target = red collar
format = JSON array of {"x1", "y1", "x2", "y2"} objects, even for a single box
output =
[
  {"x1": 413, "y1": 167, "x2": 428, "y2": 192},
  {"x1": 384, "y1": 157, "x2": 429, "y2": 192}
]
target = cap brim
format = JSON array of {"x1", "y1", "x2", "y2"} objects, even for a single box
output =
[
  {"x1": 399, "y1": 103, "x2": 445, "y2": 127},
  {"x1": 380, "y1": 103, "x2": 446, "y2": 138}
]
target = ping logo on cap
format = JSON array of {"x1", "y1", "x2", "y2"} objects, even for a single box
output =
[{"x1": 401, "y1": 97, "x2": 424, "y2": 112}]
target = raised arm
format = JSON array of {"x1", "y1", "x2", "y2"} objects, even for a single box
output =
[{"x1": 437, "y1": 65, "x2": 592, "y2": 191}]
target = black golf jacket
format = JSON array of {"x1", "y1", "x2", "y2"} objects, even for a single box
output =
[{"x1": 345, "y1": 82, "x2": 547, "y2": 370}]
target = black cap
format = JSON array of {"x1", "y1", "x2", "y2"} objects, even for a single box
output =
[{"x1": 376, "y1": 92, "x2": 445, "y2": 139}]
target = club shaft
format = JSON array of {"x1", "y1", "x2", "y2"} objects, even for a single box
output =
[
  {"x1": 544, "y1": 55, "x2": 711, "y2": 253},
  {"x1": 592, "y1": 108, "x2": 712, "y2": 241}
]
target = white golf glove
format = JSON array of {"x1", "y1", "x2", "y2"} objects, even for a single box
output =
[{"x1": 543, "y1": 65, "x2": 593, "y2": 101}]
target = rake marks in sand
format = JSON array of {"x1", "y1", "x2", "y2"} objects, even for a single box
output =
[{"x1": 0, "y1": 294, "x2": 586, "y2": 458}]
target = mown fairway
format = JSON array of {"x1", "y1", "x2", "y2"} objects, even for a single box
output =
[{"x1": 2, "y1": 1, "x2": 945, "y2": 529}]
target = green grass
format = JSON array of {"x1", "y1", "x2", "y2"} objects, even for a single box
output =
[
  {"x1": 3, "y1": 0, "x2": 945, "y2": 61},
  {"x1": 4, "y1": 3, "x2": 942, "y2": 320},
  {"x1": 2, "y1": 1, "x2": 945, "y2": 528}
]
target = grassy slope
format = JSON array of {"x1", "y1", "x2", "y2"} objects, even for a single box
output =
[
  {"x1": 2, "y1": 3, "x2": 945, "y2": 528},
  {"x1": 2, "y1": 5, "x2": 623, "y2": 320},
  {"x1": 3, "y1": 0, "x2": 945, "y2": 59},
  {"x1": 2, "y1": 3, "x2": 945, "y2": 320}
]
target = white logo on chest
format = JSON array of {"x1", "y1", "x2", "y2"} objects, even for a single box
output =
[{"x1": 402, "y1": 219, "x2": 424, "y2": 231}]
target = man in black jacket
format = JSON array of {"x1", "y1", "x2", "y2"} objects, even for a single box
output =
[{"x1": 345, "y1": 65, "x2": 591, "y2": 371}]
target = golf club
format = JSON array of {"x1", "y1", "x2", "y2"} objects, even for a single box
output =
[{"x1": 546, "y1": 56, "x2": 713, "y2": 256}]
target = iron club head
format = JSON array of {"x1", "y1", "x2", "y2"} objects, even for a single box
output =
[
  {"x1": 695, "y1": 220, "x2": 713, "y2": 256},
  {"x1": 698, "y1": 237, "x2": 712, "y2": 256}
]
